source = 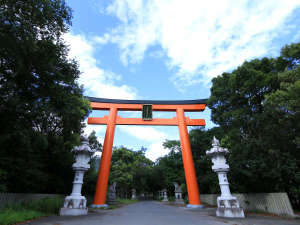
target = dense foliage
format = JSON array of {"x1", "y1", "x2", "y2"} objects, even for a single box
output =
[
  {"x1": 0, "y1": 0, "x2": 90, "y2": 193},
  {"x1": 208, "y1": 42, "x2": 300, "y2": 205},
  {"x1": 109, "y1": 147, "x2": 156, "y2": 198},
  {"x1": 157, "y1": 127, "x2": 223, "y2": 197}
]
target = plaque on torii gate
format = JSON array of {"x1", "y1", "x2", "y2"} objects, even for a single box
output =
[{"x1": 87, "y1": 97, "x2": 207, "y2": 208}]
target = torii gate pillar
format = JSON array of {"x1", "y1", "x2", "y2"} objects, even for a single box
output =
[
  {"x1": 177, "y1": 108, "x2": 201, "y2": 207},
  {"x1": 91, "y1": 107, "x2": 117, "y2": 207}
]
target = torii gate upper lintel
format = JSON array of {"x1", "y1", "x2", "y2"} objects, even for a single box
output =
[{"x1": 87, "y1": 97, "x2": 207, "y2": 208}]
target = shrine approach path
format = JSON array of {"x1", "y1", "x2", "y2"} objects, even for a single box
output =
[{"x1": 24, "y1": 201, "x2": 300, "y2": 225}]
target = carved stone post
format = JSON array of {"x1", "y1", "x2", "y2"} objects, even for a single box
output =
[
  {"x1": 206, "y1": 137, "x2": 245, "y2": 218},
  {"x1": 60, "y1": 136, "x2": 95, "y2": 216}
]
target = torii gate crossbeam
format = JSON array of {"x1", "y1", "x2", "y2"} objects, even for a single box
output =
[{"x1": 87, "y1": 97, "x2": 207, "y2": 208}]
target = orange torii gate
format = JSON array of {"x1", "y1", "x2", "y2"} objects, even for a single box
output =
[{"x1": 87, "y1": 97, "x2": 207, "y2": 208}]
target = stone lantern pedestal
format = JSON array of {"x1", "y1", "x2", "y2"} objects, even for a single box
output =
[
  {"x1": 60, "y1": 136, "x2": 95, "y2": 216},
  {"x1": 206, "y1": 137, "x2": 245, "y2": 218}
]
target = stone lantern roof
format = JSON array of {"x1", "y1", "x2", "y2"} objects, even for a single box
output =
[
  {"x1": 206, "y1": 136, "x2": 229, "y2": 156},
  {"x1": 72, "y1": 136, "x2": 95, "y2": 155}
]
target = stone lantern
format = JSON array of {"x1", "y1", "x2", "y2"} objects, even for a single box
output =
[
  {"x1": 107, "y1": 182, "x2": 117, "y2": 205},
  {"x1": 173, "y1": 182, "x2": 184, "y2": 204},
  {"x1": 206, "y1": 137, "x2": 245, "y2": 218},
  {"x1": 131, "y1": 188, "x2": 137, "y2": 200},
  {"x1": 162, "y1": 188, "x2": 168, "y2": 202},
  {"x1": 60, "y1": 135, "x2": 95, "y2": 216}
]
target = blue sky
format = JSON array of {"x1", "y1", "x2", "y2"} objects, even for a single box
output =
[{"x1": 64, "y1": 0, "x2": 300, "y2": 161}]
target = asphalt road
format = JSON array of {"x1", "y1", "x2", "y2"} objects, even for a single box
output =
[{"x1": 23, "y1": 201, "x2": 300, "y2": 225}]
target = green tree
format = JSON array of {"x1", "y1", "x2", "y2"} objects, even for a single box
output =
[
  {"x1": 0, "y1": 0, "x2": 90, "y2": 193},
  {"x1": 156, "y1": 141, "x2": 185, "y2": 196},
  {"x1": 88, "y1": 130, "x2": 102, "y2": 152},
  {"x1": 160, "y1": 127, "x2": 223, "y2": 197},
  {"x1": 207, "y1": 42, "x2": 300, "y2": 203},
  {"x1": 189, "y1": 127, "x2": 223, "y2": 194},
  {"x1": 109, "y1": 146, "x2": 153, "y2": 198},
  {"x1": 264, "y1": 43, "x2": 300, "y2": 203},
  {"x1": 82, "y1": 131, "x2": 102, "y2": 196}
]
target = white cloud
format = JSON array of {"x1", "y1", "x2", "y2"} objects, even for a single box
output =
[
  {"x1": 63, "y1": 32, "x2": 137, "y2": 99},
  {"x1": 63, "y1": 32, "x2": 179, "y2": 161},
  {"x1": 93, "y1": 33, "x2": 111, "y2": 45},
  {"x1": 146, "y1": 141, "x2": 170, "y2": 162},
  {"x1": 148, "y1": 49, "x2": 165, "y2": 59},
  {"x1": 83, "y1": 123, "x2": 105, "y2": 138},
  {"x1": 119, "y1": 126, "x2": 167, "y2": 141},
  {"x1": 63, "y1": 32, "x2": 139, "y2": 140},
  {"x1": 93, "y1": 151, "x2": 102, "y2": 158},
  {"x1": 102, "y1": 0, "x2": 300, "y2": 89},
  {"x1": 119, "y1": 126, "x2": 179, "y2": 161}
]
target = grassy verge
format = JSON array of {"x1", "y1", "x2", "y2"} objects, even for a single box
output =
[
  {"x1": 0, "y1": 209, "x2": 45, "y2": 225},
  {"x1": 0, "y1": 197, "x2": 64, "y2": 225}
]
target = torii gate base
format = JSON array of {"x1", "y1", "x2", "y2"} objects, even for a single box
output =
[{"x1": 87, "y1": 97, "x2": 207, "y2": 208}]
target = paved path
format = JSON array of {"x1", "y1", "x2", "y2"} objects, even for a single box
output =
[{"x1": 23, "y1": 201, "x2": 300, "y2": 225}]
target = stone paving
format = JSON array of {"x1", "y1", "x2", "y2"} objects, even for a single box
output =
[{"x1": 22, "y1": 201, "x2": 300, "y2": 225}]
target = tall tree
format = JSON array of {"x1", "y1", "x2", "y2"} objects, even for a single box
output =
[
  {"x1": 189, "y1": 127, "x2": 223, "y2": 194},
  {"x1": 158, "y1": 141, "x2": 185, "y2": 191},
  {"x1": 207, "y1": 42, "x2": 300, "y2": 204},
  {"x1": 88, "y1": 130, "x2": 102, "y2": 152},
  {"x1": 109, "y1": 147, "x2": 154, "y2": 197},
  {"x1": 264, "y1": 43, "x2": 300, "y2": 205},
  {"x1": 0, "y1": 0, "x2": 90, "y2": 193},
  {"x1": 161, "y1": 127, "x2": 223, "y2": 196}
]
